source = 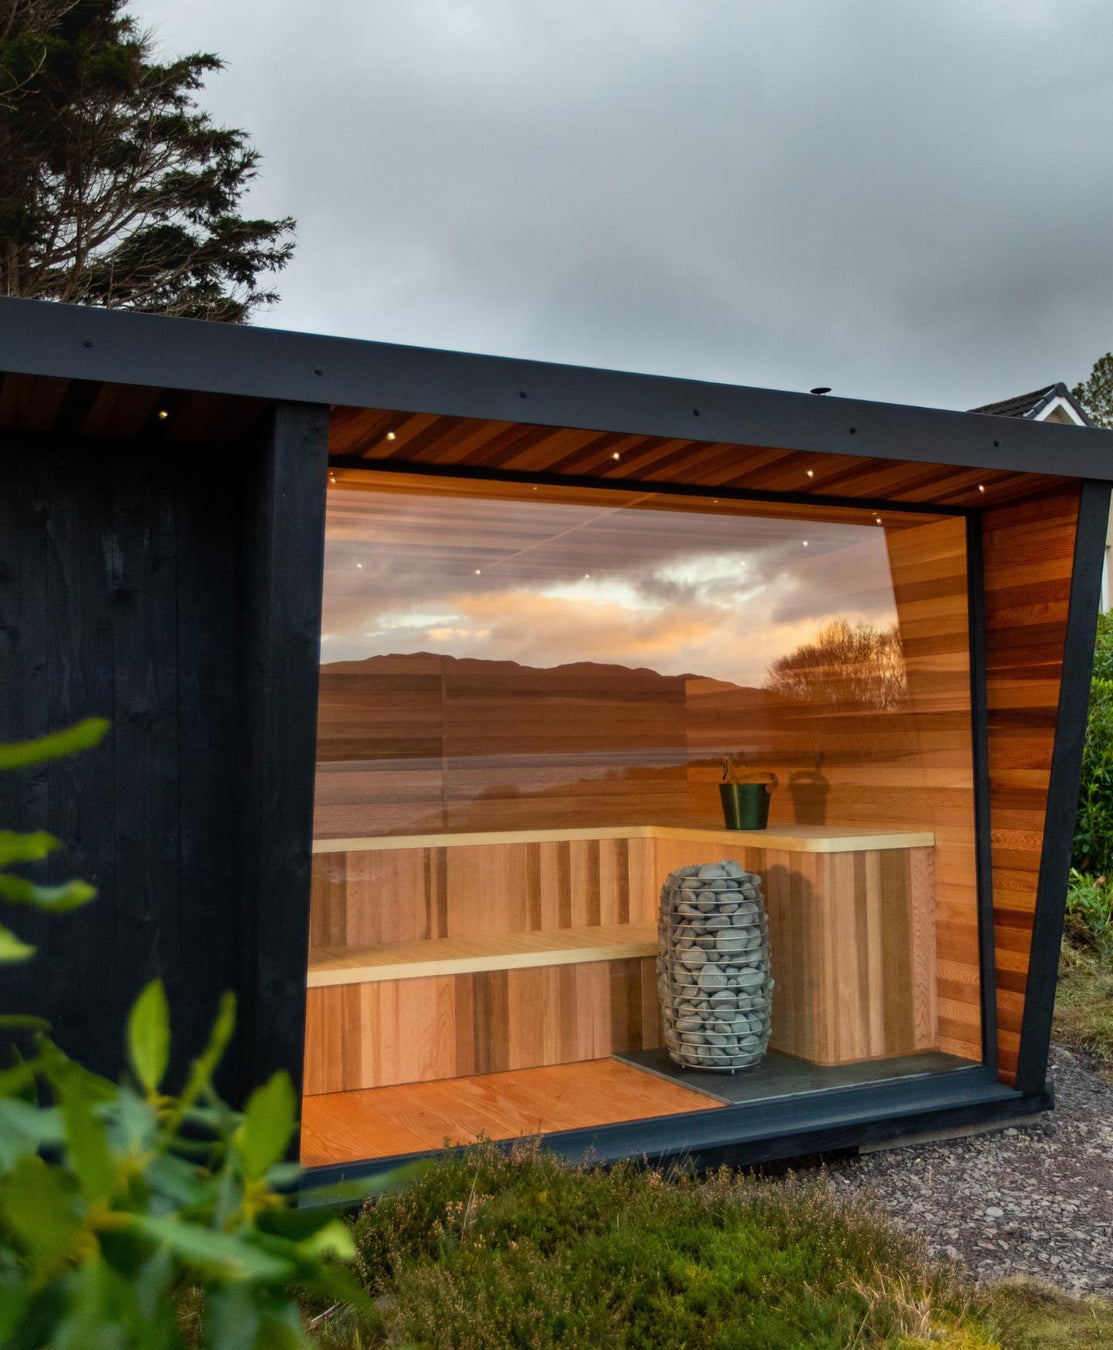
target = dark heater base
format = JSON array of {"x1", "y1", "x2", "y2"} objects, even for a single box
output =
[{"x1": 615, "y1": 1047, "x2": 977, "y2": 1105}]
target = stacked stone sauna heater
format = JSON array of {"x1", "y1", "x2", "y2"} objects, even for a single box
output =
[{"x1": 658, "y1": 862, "x2": 773, "y2": 1071}]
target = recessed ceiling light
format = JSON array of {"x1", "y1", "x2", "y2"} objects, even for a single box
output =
[
  {"x1": 584, "y1": 573, "x2": 591, "y2": 579},
  {"x1": 474, "y1": 569, "x2": 482, "y2": 575},
  {"x1": 611, "y1": 452, "x2": 621, "y2": 460},
  {"x1": 355, "y1": 562, "x2": 363, "y2": 569},
  {"x1": 806, "y1": 469, "x2": 815, "y2": 478},
  {"x1": 386, "y1": 430, "x2": 397, "y2": 441},
  {"x1": 157, "y1": 409, "x2": 169, "y2": 420},
  {"x1": 978, "y1": 484, "x2": 986, "y2": 493},
  {"x1": 802, "y1": 540, "x2": 809, "y2": 547}
]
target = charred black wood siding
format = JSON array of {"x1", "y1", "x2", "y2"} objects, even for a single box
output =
[{"x1": 0, "y1": 404, "x2": 328, "y2": 1103}]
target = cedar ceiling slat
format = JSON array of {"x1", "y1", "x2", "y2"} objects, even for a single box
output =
[
  {"x1": 329, "y1": 405, "x2": 1072, "y2": 512},
  {"x1": 597, "y1": 437, "x2": 752, "y2": 484},
  {"x1": 0, "y1": 374, "x2": 268, "y2": 445},
  {"x1": 589, "y1": 434, "x2": 718, "y2": 481},
  {"x1": 4, "y1": 374, "x2": 71, "y2": 431}
]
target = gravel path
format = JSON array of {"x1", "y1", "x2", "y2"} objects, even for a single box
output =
[{"x1": 814, "y1": 1046, "x2": 1113, "y2": 1295}]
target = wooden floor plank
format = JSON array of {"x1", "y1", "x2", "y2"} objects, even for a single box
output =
[{"x1": 299, "y1": 1058, "x2": 722, "y2": 1166}]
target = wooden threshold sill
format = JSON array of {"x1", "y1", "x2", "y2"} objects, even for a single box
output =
[
  {"x1": 307, "y1": 922, "x2": 658, "y2": 988},
  {"x1": 312, "y1": 823, "x2": 936, "y2": 856}
]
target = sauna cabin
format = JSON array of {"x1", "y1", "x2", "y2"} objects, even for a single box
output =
[{"x1": 1, "y1": 295, "x2": 1109, "y2": 1185}]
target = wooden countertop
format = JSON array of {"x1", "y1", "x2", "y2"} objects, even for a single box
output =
[{"x1": 312, "y1": 823, "x2": 935, "y2": 856}]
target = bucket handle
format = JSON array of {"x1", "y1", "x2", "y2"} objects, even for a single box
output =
[{"x1": 721, "y1": 762, "x2": 779, "y2": 792}]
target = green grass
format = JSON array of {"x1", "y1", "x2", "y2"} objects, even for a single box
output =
[
  {"x1": 983, "y1": 1283, "x2": 1113, "y2": 1349},
  {"x1": 293, "y1": 1143, "x2": 1112, "y2": 1349},
  {"x1": 1055, "y1": 940, "x2": 1113, "y2": 1081}
]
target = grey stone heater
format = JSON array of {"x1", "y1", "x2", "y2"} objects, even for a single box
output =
[{"x1": 657, "y1": 862, "x2": 773, "y2": 1071}]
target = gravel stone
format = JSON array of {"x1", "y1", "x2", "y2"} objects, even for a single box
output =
[{"x1": 803, "y1": 1046, "x2": 1113, "y2": 1297}]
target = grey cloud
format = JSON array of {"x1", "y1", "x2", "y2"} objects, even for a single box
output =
[{"x1": 143, "y1": 0, "x2": 1113, "y2": 410}]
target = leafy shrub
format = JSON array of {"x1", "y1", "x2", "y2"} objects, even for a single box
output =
[
  {"x1": 1073, "y1": 674, "x2": 1113, "y2": 879},
  {"x1": 1064, "y1": 870, "x2": 1113, "y2": 956},
  {"x1": 1089, "y1": 609, "x2": 1113, "y2": 682},
  {"x1": 0, "y1": 723, "x2": 370, "y2": 1348}
]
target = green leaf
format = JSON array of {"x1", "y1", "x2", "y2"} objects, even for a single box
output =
[
  {"x1": 255, "y1": 1304, "x2": 309, "y2": 1350},
  {"x1": 132, "y1": 1246, "x2": 174, "y2": 1322},
  {"x1": 0, "y1": 1056, "x2": 39, "y2": 1102},
  {"x1": 36, "y1": 1037, "x2": 117, "y2": 1102},
  {"x1": 0, "y1": 1099, "x2": 64, "y2": 1170},
  {"x1": 0, "y1": 1156, "x2": 81, "y2": 1280},
  {"x1": 0, "y1": 873, "x2": 97, "y2": 910},
  {"x1": 0, "y1": 1013, "x2": 51, "y2": 1032},
  {"x1": 236, "y1": 1070, "x2": 296, "y2": 1179},
  {"x1": 265, "y1": 1161, "x2": 303, "y2": 1190},
  {"x1": 0, "y1": 830, "x2": 60, "y2": 866},
  {"x1": 49, "y1": 1255, "x2": 127, "y2": 1350},
  {"x1": 0, "y1": 1284, "x2": 32, "y2": 1350},
  {"x1": 0, "y1": 718, "x2": 110, "y2": 770},
  {"x1": 127, "y1": 979, "x2": 170, "y2": 1095},
  {"x1": 127, "y1": 1214, "x2": 295, "y2": 1282},
  {"x1": 206, "y1": 1284, "x2": 261, "y2": 1350},
  {"x1": 58, "y1": 1073, "x2": 115, "y2": 1206},
  {"x1": 296, "y1": 1160, "x2": 427, "y2": 1208},
  {"x1": 0, "y1": 922, "x2": 34, "y2": 963},
  {"x1": 256, "y1": 1206, "x2": 346, "y2": 1241},
  {"x1": 97, "y1": 1084, "x2": 155, "y2": 1156},
  {"x1": 178, "y1": 990, "x2": 236, "y2": 1112},
  {"x1": 143, "y1": 1151, "x2": 210, "y2": 1208},
  {"x1": 296, "y1": 1216, "x2": 356, "y2": 1261}
]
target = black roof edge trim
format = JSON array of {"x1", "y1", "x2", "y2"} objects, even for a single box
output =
[{"x1": 3, "y1": 296, "x2": 1112, "y2": 480}]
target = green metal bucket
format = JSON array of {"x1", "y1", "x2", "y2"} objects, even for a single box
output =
[{"x1": 719, "y1": 776, "x2": 776, "y2": 830}]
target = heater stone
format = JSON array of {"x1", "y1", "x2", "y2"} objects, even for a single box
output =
[{"x1": 657, "y1": 862, "x2": 773, "y2": 1071}]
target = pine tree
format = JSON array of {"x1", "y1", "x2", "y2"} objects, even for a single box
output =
[
  {"x1": 0, "y1": 0, "x2": 294, "y2": 321},
  {"x1": 1072, "y1": 353, "x2": 1113, "y2": 430}
]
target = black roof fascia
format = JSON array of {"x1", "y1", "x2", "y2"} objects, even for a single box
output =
[{"x1": 2, "y1": 296, "x2": 1112, "y2": 480}]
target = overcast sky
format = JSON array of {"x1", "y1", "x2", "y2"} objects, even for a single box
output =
[{"x1": 140, "y1": 0, "x2": 1113, "y2": 411}]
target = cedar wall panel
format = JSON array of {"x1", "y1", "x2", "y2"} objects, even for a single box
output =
[
  {"x1": 982, "y1": 486, "x2": 1080, "y2": 1083},
  {"x1": 882, "y1": 517, "x2": 980, "y2": 1064},
  {"x1": 308, "y1": 836, "x2": 656, "y2": 949},
  {"x1": 302, "y1": 957, "x2": 661, "y2": 1093},
  {"x1": 685, "y1": 517, "x2": 978, "y2": 1062},
  {"x1": 304, "y1": 835, "x2": 936, "y2": 1091}
]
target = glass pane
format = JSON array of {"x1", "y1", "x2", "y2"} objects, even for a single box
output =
[{"x1": 302, "y1": 474, "x2": 981, "y2": 1167}]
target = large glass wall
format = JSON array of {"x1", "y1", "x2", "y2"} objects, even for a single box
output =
[{"x1": 302, "y1": 472, "x2": 982, "y2": 1166}]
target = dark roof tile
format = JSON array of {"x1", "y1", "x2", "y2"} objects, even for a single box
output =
[
  {"x1": 969, "y1": 381, "x2": 1091, "y2": 424},
  {"x1": 969, "y1": 385, "x2": 1059, "y2": 418}
]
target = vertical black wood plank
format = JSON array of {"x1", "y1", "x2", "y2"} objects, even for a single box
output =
[
  {"x1": 175, "y1": 450, "x2": 245, "y2": 1083},
  {"x1": 236, "y1": 402, "x2": 329, "y2": 1101},
  {"x1": 43, "y1": 441, "x2": 118, "y2": 1073},
  {"x1": 109, "y1": 445, "x2": 181, "y2": 1044},
  {"x1": 0, "y1": 433, "x2": 52, "y2": 1032}
]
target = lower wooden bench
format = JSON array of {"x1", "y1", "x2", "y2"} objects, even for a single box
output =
[{"x1": 303, "y1": 824, "x2": 937, "y2": 1093}]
